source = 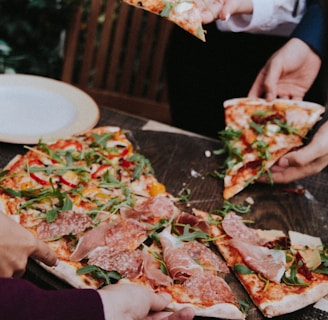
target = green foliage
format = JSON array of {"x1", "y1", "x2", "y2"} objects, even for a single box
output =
[{"x1": 0, "y1": 0, "x2": 81, "y2": 78}]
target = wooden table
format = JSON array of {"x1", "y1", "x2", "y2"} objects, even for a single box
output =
[{"x1": 1, "y1": 106, "x2": 328, "y2": 320}]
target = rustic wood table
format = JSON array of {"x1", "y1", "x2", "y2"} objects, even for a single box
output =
[{"x1": 1, "y1": 106, "x2": 327, "y2": 320}]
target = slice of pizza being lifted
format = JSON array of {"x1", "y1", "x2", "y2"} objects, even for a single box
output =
[
  {"x1": 122, "y1": 0, "x2": 206, "y2": 41},
  {"x1": 218, "y1": 98, "x2": 325, "y2": 199}
]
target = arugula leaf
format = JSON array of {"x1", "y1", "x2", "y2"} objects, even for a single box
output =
[
  {"x1": 273, "y1": 119, "x2": 301, "y2": 136},
  {"x1": 215, "y1": 200, "x2": 251, "y2": 217},
  {"x1": 234, "y1": 263, "x2": 255, "y2": 275},
  {"x1": 160, "y1": 1, "x2": 174, "y2": 17},
  {"x1": 77, "y1": 265, "x2": 122, "y2": 285},
  {"x1": 174, "y1": 223, "x2": 209, "y2": 242}
]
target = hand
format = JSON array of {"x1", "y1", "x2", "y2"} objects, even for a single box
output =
[
  {"x1": 194, "y1": 0, "x2": 253, "y2": 24},
  {"x1": 248, "y1": 38, "x2": 322, "y2": 101},
  {"x1": 0, "y1": 212, "x2": 58, "y2": 277},
  {"x1": 98, "y1": 282, "x2": 195, "y2": 320},
  {"x1": 258, "y1": 121, "x2": 328, "y2": 183}
]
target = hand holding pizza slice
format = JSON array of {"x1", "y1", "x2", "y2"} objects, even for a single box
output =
[
  {"x1": 217, "y1": 98, "x2": 325, "y2": 199},
  {"x1": 122, "y1": 0, "x2": 207, "y2": 41}
]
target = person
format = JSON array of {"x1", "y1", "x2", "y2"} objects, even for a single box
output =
[
  {"x1": 167, "y1": 0, "x2": 328, "y2": 183},
  {"x1": 0, "y1": 212, "x2": 195, "y2": 320},
  {"x1": 167, "y1": 0, "x2": 326, "y2": 139}
]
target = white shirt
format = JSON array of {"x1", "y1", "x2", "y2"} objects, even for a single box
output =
[{"x1": 216, "y1": 0, "x2": 307, "y2": 37}]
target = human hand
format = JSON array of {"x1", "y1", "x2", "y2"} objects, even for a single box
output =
[
  {"x1": 258, "y1": 121, "x2": 328, "y2": 184},
  {"x1": 194, "y1": 0, "x2": 253, "y2": 24},
  {"x1": 98, "y1": 282, "x2": 195, "y2": 320},
  {"x1": 248, "y1": 38, "x2": 322, "y2": 101},
  {"x1": 0, "y1": 212, "x2": 58, "y2": 277}
]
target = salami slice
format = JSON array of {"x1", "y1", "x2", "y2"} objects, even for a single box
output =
[{"x1": 37, "y1": 211, "x2": 93, "y2": 240}]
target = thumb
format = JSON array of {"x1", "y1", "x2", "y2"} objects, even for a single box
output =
[
  {"x1": 149, "y1": 293, "x2": 172, "y2": 312},
  {"x1": 31, "y1": 240, "x2": 58, "y2": 267}
]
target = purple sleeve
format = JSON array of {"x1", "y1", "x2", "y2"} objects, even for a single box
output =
[{"x1": 0, "y1": 278, "x2": 105, "y2": 320}]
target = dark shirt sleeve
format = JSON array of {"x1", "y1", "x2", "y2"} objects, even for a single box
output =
[
  {"x1": 291, "y1": 0, "x2": 325, "y2": 59},
  {"x1": 0, "y1": 278, "x2": 105, "y2": 320}
]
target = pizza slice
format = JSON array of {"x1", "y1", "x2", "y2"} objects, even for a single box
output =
[
  {"x1": 193, "y1": 209, "x2": 328, "y2": 318},
  {"x1": 122, "y1": 0, "x2": 206, "y2": 41},
  {"x1": 218, "y1": 98, "x2": 325, "y2": 199},
  {"x1": 0, "y1": 126, "x2": 245, "y2": 319}
]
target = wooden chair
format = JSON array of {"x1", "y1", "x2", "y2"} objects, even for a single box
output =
[{"x1": 61, "y1": 0, "x2": 173, "y2": 123}]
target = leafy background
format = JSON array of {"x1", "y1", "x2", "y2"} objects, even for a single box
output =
[{"x1": 0, "y1": 0, "x2": 81, "y2": 79}]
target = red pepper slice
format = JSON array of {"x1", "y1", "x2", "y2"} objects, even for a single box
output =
[
  {"x1": 28, "y1": 160, "x2": 50, "y2": 186},
  {"x1": 91, "y1": 165, "x2": 111, "y2": 179},
  {"x1": 107, "y1": 147, "x2": 129, "y2": 159}
]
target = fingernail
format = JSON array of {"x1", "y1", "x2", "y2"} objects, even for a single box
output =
[{"x1": 224, "y1": 13, "x2": 231, "y2": 21}]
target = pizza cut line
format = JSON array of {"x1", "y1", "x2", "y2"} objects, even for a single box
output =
[
  {"x1": 0, "y1": 126, "x2": 245, "y2": 319},
  {"x1": 193, "y1": 209, "x2": 328, "y2": 318},
  {"x1": 1, "y1": 125, "x2": 328, "y2": 318},
  {"x1": 218, "y1": 98, "x2": 325, "y2": 200},
  {"x1": 122, "y1": 0, "x2": 206, "y2": 41}
]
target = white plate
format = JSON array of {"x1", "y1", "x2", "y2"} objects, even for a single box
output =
[{"x1": 0, "y1": 74, "x2": 100, "y2": 144}]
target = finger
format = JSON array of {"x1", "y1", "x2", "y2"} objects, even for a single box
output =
[
  {"x1": 167, "y1": 307, "x2": 195, "y2": 320},
  {"x1": 248, "y1": 71, "x2": 265, "y2": 98},
  {"x1": 149, "y1": 293, "x2": 172, "y2": 312},
  {"x1": 31, "y1": 240, "x2": 58, "y2": 267}
]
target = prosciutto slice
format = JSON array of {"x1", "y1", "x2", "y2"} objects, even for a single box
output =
[
  {"x1": 142, "y1": 250, "x2": 173, "y2": 286},
  {"x1": 70, "y1": 218, "x2": 147, "y2": 261},
  {"x1": 229, "y1": 238, "x2": 286, "y2": 283},
  {"x1": 120, "y1": 195, "x2": 177, "y2": 224},
  {"x1": 159, "y1": 227, "x2": 203, "y2": 281},
  {"x1": 158, "y1": 227, "x2": 229, "y2": 282},
  {"x1": 222, "y1": 211, "x2": 267, "y2": 246}
]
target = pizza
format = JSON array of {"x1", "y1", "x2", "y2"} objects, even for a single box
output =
[
  {"x1": 192, "y1": 208, "x2": 328, "y2": 318},
  {"x1": 0, "y1": 126, "x2": 245, "y2": 319},
  {"x1": 217, "y1": 98, "x2": 325, "y2": 200},
  {"x1": 122, "y1": 0, "x2": 206, "y2": 41}
]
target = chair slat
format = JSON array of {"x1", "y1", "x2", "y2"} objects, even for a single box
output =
[{"x1": 61, "y1": 0, "x2": 173, "y2": 124}]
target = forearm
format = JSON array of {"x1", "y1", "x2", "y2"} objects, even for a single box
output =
[
  {"x1": 216, "y1": 0, "x2": 306, "y2": 33},
  {"x1": 0, "y1": 278, "x2": 105, "y2": 320},
  {"x1": 291, "y1": 0, "x2": 325, "y2": 59}
]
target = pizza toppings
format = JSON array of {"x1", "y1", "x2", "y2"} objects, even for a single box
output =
[
  {"x1": 37, "y1": 211, "x2": 93, "y2": 240},
  {"x1": 120, "y1": 195, "x2": 177, "y2": 224},
  {"x1": 159, "y1": 226, "x2": 204, "y2": 281},
  {"x1": 4, "y1": 124, "x2": 328, "y2": 319},
  {"x1": 88, "y1": 249, "x2": 144, "y2": 279},
  {"x1": 229, "y1": 239, "x2": 286, "y2": 283},
  {"x1": 70, "y1": 218, "x2": 147, "y2": 261},
  {"x1": 217, "y1": 98, "x2": 325, "y2": 199},
  {"x1": 222, "y1": 211, "x2": 266, "y2": 246},
  {"x1": 183, "y1": 273, "x2": 238, "y2": 305},
  {"x1": 122, "y1": 0, "x2": 206, "y2": 41}
]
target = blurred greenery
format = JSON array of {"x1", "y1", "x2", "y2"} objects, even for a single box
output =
[{"x1": 0, "y1": 0, "x2": 82, "y2": 78}]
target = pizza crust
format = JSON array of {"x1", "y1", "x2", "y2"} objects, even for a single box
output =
[
  {"x1": 259, "y1": 282, "x2": 328, "y2": 318},
  {"x1": 38, "y1": 260, "x2": 100, "y2": 289},
  {"x1": 167, "y1": 301, "x2": 245, "y2": 319}
]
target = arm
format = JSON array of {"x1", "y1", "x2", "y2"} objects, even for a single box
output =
[
  {"x1": 0, "y1": 278, "x2": 195, "y2": 320},
  {"x1": 248, "y1": 0, "x2": 324, "y2": 100},
  {"x1": 216, "y1": 0, "x2": 306, "y2": 33},
  {"x1": 0, "y1": 212, "x2": 58, "y2": 277}
]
